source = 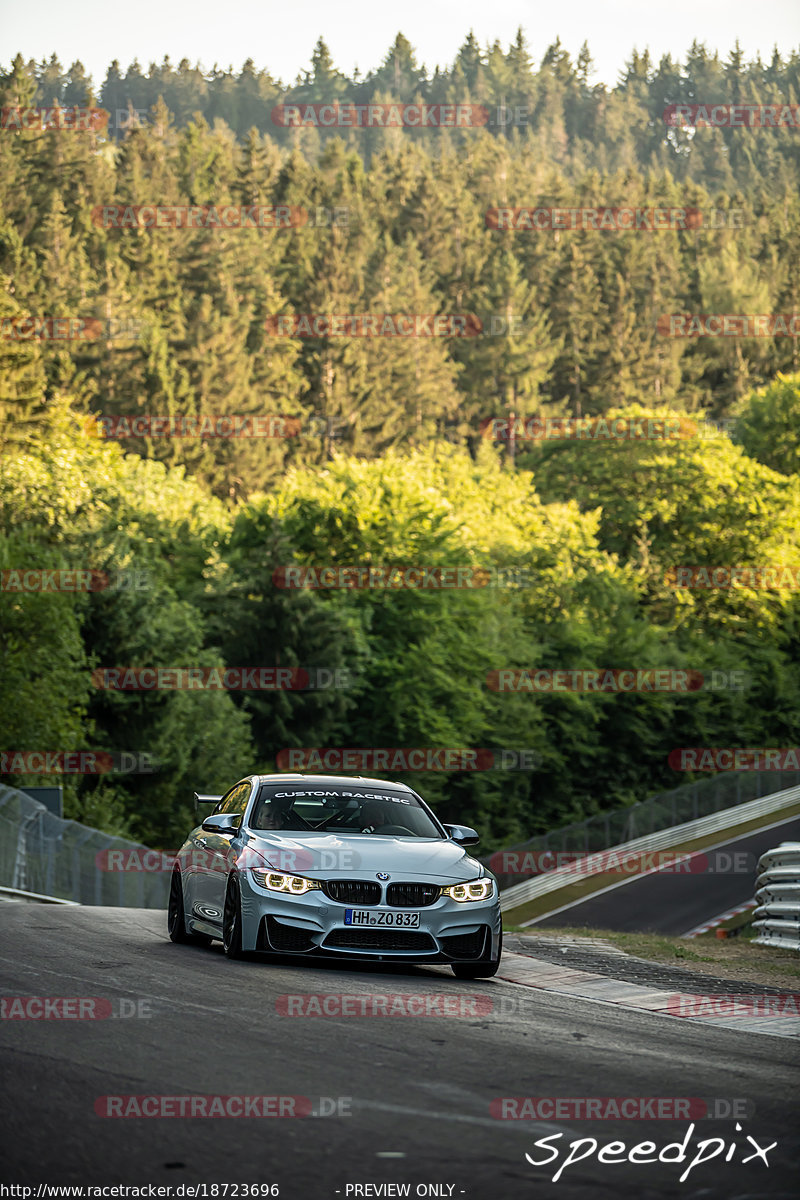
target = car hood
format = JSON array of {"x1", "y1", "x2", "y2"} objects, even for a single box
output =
[{"x1": 238, "y1": 832, "x2": 486, "y2": 882}]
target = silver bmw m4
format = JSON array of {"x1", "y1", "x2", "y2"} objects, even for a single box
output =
[{"x1": 168, "y1": 773, "x2": 502, "y2": 977}]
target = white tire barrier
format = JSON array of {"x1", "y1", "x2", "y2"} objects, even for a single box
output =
[{"x1": 753, "y1": 842, "x2": 800, "y2": 950}]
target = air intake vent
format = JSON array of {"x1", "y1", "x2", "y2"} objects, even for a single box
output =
[
  {"x1": 324, "y1": 928, "x2": 436, "y2": 952},
  {"x1": 264, "y1": 916, "x2": 316, "y2": 952},
  {"x1": 440, "y1": 927, "x2": 489, "y2": 959}
]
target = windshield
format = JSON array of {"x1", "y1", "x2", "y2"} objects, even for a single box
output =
[{"x1": 250, "y1": 785, "x2": 444, "y2": 838}]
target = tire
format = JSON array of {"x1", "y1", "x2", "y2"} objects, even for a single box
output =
[
  {"x1": 168, "y1": 869, "x2": 212, "y2": 946},
  {"x1": 452, "y1": 931, "x2": 502, "y2": 979},
  {"x1": 223, "y1": 875, "x2": 246, "y2": 959}
]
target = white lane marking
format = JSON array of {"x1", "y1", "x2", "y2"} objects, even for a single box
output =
[{"x1": 350, "y1": 1096, "x2": 570, "y2": 1138}]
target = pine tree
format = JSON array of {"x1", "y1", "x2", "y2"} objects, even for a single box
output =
[
  {"x1": 0, "y1": 277, "x2": 49, "y2": 451},
  {"x1": 460, "y1": 246, "x2": 560, "y2": 450}
]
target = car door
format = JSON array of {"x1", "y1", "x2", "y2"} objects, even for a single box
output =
[{"x1": 193, "y1": 780, "x2": 253, "y2": 923}]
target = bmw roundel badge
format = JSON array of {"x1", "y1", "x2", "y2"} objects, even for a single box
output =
[{"x1": 376, "y1": 872, "x2": 390, "y2": 881}]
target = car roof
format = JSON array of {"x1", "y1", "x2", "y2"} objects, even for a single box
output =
[{"x1": 253, "y1": 773, "x2": 414, "y2": 792}]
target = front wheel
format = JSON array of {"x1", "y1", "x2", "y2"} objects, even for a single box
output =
[
  {"x1": 452, "y1": 931, "x2": 502, "y2": 979},
  {"x1": 168, "y1": 869, "x2": 211, "y2": 946},
  {"x1": 223, "y1": 875, "x2": 246, "y2": 959}
]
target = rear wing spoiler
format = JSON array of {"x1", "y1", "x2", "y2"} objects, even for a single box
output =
[{"x1": 194, "y1": 791, "x2": 222, "y2": 815}]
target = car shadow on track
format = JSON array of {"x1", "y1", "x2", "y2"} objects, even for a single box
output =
[{"x1": 151, "y1": 924, "x2": 502, "y2": 985}]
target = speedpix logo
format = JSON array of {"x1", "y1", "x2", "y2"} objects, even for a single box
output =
[{"x1": 523, "y1": 1122, "x2": 775, "y2": 1184}]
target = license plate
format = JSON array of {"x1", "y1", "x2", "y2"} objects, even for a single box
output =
[{"x1": 344, "y1": 909, "x2": 420, "y2": 928}]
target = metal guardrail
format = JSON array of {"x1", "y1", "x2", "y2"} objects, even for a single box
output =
[
  {"x1": 753, "y1": 841, "x2": 800, "y2": 950},
  {"x1": 486, "y1": 768, "x2": 800, "y2": 890},
  {"x1": 0, "y1": 784, "x2": 169, "y2": 908},
  {"x1": 500, "y1": 784, "x2": 800, "y2": 914}
]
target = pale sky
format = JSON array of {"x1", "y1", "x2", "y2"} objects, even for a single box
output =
[{"x1": 1, "y1": 0, "x2": 799, "y2": 90}]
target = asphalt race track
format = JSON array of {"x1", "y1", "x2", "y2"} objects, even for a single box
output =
[
  {"x1": 530, "y1": 816, "x2": 800, "y2": 935},
  {"x1": 0, "y1": 906, "x2": 798, "y2": 1199}
]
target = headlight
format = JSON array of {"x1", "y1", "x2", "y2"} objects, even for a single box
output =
[
  {"x1": 441, "y1": 879, "x2": 494, "y2": 902},
  {"x1": 251, "y1": 870, "x2": 321, "y2": 895}
]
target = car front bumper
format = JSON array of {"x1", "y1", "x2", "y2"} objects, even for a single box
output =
[{"x1": 227, "y1": 871, "x2": 502, "y2": 961}]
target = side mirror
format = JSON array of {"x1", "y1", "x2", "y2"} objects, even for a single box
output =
[
  {"x1": 202, "y1": 813, "x2": 240, "y2": 835},
  {"x1": 444, "y1": 823, "x2": 480, "y2": 846}
]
